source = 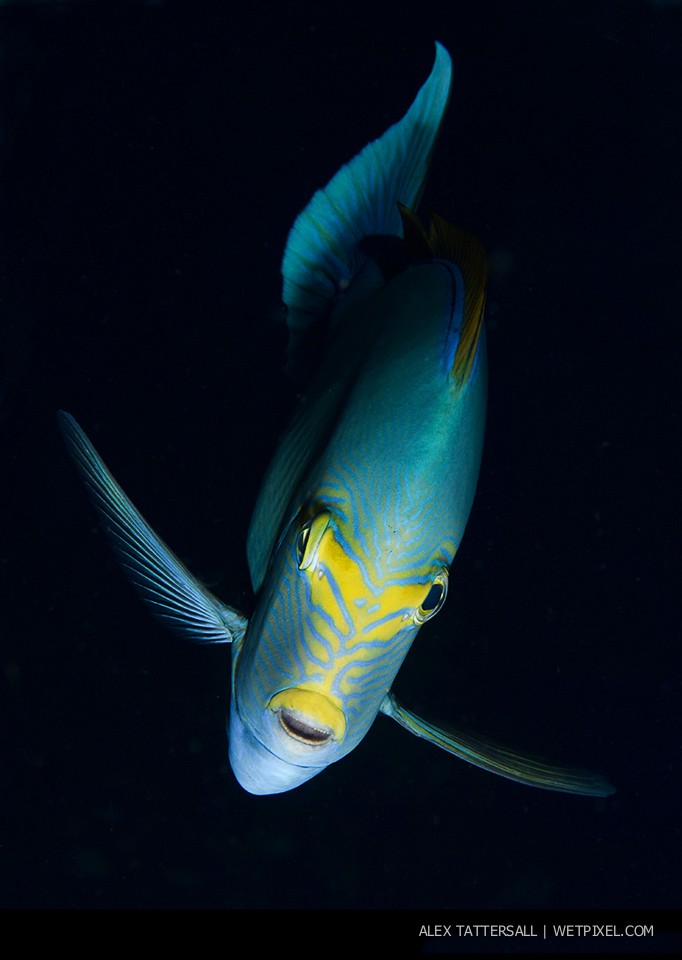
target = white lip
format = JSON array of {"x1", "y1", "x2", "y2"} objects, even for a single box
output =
[{"x1": 227, "y1": 700, "x2": 324, "y2": 795}]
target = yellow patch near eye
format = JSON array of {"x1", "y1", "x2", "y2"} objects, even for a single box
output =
[
  {"x1": 296, "y1": 511, "x2": 451, "y2": 658},
  {"x1": 308, "y1": 524, "x2": 443, "y2": 642}
]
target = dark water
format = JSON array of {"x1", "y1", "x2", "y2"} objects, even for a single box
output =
[{"x1": 1, "y1": 0, "x2": 679, "y2": 927}]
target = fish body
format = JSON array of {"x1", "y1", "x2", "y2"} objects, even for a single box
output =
[
  {"x1": 59, "y1": 44, "x2": 613, "y2": 798},
  {"x1": 231, "y1": 259, "x2": 487, "y2": 792}
]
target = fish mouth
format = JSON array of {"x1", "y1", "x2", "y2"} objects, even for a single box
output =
[
  {"x1": 278, "y1": 708, "x2": 334, "y2": 745},
  {"x1": 269, "y1": 687, "x2": 346, "y2": 747},
  {"x1": 228, "y1": 698, "x2": 325, "y2": 794}
]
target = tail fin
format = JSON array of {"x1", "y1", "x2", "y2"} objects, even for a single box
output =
[{"x1": 282, "y1": 43, "x2": 452, "y2": 334}]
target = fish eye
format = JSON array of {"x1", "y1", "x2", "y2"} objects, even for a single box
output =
[
  {"x1": 295, "y1": 521, "x2": 312, "y2": 567},
  {"x1": 295, "y1": 511, "x2": 332, "y2": 570},
  {"x1": 415, "y1": 568, "x2": 449, "y2": 623}
]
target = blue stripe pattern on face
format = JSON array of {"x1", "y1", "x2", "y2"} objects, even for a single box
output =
[{"x1": 236, "y1": 438, "x2": 457, "y2": 753}]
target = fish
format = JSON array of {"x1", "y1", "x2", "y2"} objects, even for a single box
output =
[{"x1": 59, "y1": 43, "x2": 614, "y2": 798}]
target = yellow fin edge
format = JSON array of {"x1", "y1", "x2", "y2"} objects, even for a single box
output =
[{"x1": 400, "y1": 205, "x2": 487, "y2": 385}]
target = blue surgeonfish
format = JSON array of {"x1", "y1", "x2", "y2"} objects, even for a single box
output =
[{"x1": 59, "y1": 43, "x2": 614, "y2": 797}]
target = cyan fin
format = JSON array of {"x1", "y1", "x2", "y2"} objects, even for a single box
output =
[
  {"x1": 380, "y1": 692, "x2": 615, "y2": 797},
  {"x1": 282, "y1": 42, "x2": 452, "y2": 335},
  {"x1": 58, "y1": 412, "x2": 248, "y2": 644}
]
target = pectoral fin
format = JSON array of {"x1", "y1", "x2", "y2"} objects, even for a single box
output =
[
  {"x1": 58, "y1": 411, "x2": 247, "y2": 645},
  {"x1": 380, "y1": 692, "x2": 614, "y2": 797}
]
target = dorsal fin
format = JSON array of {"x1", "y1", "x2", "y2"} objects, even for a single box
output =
[
  {"x1": 281, "y1": 43, "x2": 452, "y2": 336},
  {"x1": 429, "y1": 213, "x2": 487, "y2": 385},
  {"x1": 399, "y1": 204, "x2": 487, "y2": 386}
]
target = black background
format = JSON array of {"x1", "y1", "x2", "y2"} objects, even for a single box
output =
[{"x1": 1, "y1": 0, "x2": 679, "y2": 916}]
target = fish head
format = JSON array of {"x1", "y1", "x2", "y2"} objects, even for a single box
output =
[{"x1": 228, "y1": 507, "x2": 451, "y2": 794}]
